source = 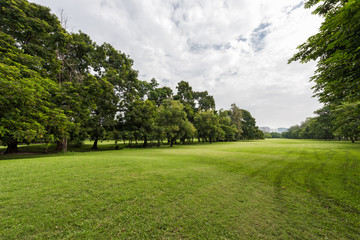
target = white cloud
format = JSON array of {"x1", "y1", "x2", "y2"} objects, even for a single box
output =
[{"x1": 30, "y1": 0, "x2": 323, "y2": 128}]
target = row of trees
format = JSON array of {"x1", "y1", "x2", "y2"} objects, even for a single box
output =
[
  {"x1": 282, "y1": 104, "x2": 360, "y2": 142},
  {"x1": 121, "y1": 98, "x2": 263, "y2": 148},
  {"x1": 287, "y1": 0, "x2": 360, "y2": 142},
  {"x1": 0, "y1": 0, "x2": 263, "y2": 154}
]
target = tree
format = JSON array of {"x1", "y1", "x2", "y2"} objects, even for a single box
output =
[
  {"x1": 96, "y1": 43, "x2": 139, "y2": 110},
  {"x1": 139, "y1": 78, "x2": 174, "y2": 107},
  {"x1": 174, "y1": 81, "x2": 196, "y2": 122},
  {"x1": 218, "y1": 109, "x2": 238, "y2": 141},
  {"x1": 0, "y1": 0, "x2": 72, "y2": 154},
  {"x1": 0, "y1": 0, "x2": 66, "y2": 80},
  {"x1": 264, "y1": 132, "x2": 272, "y2": 138},
  {"x1": 148, "y1": 86, "x2": 173, "y2": 107},
  {"x1": 333, "y1": 101, "x2": 360, "y2": 142},
  {"x1": 85, "y1": 76, "x2": 118, "y2": 150},
  {"x1": 289, "y1": 0, "x2": 360, "y2": 105},
  {"x1": 179, "y1": 120, "x2": 197, "y2": 144},
  {"x1": 194, "y1": 110, "x2": 223, "y2": 143},
  {"x1": 0, "y1": 32, "x2": 68, "y2": 153},
  {"x1": 229, "y1": 104, "x2": 243, "y2": 139},
  {"x1": 282, "y1": 125, "x2": 301, "y2": 139},
  {"x1": 240, "y1": 109, "x2": 257, "y2": 140},
  {"x1": 57, "y1": 31, "x2": 96, "y2": 84},
  {"x1": 157, "y1": 100, "x2": 190, "y2": 147},
  {"x1": 124, "y1": 99, "x2": 156, "y2": 147},
  {"x1": 137, "y1": 78, "x2": 159, "y2": 100},
  {"x1": 56, "y1": 33, "x2": 139, "y2": 150},
  {"x1": 194, "y1": 91, "x2": 215, "y2": 111},
  {"x1": 312, "y1": 106, "x2": 335, "y2": 139},
  {"x1": 270, "y1": 132, "x2": 282, "y2": 138},
  {"x1": 254, "y1": 127, "x2": 265, "y2": 140},
  {"x1": 53, "y1": 32, "x2": 98, "y2": 151}
]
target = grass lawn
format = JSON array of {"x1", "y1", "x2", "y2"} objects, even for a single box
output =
[{"x1": 0, "y1": 139, "x2": 359, "y2": 239}]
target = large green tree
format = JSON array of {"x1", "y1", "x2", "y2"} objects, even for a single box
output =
[
  {"x1": 0, "y1": 0, "x2": 66, "y2": 79},
  {"x1": 84, "y1": 76, "x2": 118, "y2": 150},
  {"x1": 0, "y1": 1, "x2": 69, "y2": 153},
  {"x1": 96, "y1": 43, "x2": 139, "y2": 110},
  {"x1": 194, "y1": 110, "x2": 223, "y2": 143},
  {"x1": 157, "y1": 100, "x2": 191, "y2": 147},
  {"x1": 289, "y1": 0, "x2": 360, "y2": 105},
  {"x1": 0, "y1": 32, "x2": 68, "y2": 153},
  {"x1": 124, "y1": 99, "x2": 157, "y2": 147},
  {"x1": 53, "y1": 32, "x2": 97, "y2": 151}
]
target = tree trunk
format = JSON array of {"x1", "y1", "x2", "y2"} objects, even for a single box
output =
[
  {"x1": 351, "y1": 137, "x2": 355, "y2": 143},
  {"x1": 92, "y1": 138, "x2": 98, "y2": 150},
  {"x1": 5, "y1": 139, "x2": 19, "y2": 154},
  {"x1": 56, "y1": 138, "x2": 68, "y2": 152},
  {"x1": 143, "y1": 136, "x2": 148, "y2": 148},
  {"x1": 170, "y1": 138, "x2": 174, "y2": 147}
]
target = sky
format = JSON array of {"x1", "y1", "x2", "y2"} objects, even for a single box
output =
[{"x1": 30, "y1": 0, "x2": 323, "y2": 129}]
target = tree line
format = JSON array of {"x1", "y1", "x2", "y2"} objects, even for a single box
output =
[
  {"x1": 285, "y1": 0, "x2": 360, "y2": 142},
  {"x1": 282, "y1": 104, "x2": 360, "y2": 142},
  {"x1": 0, "y1": 0, "x2": 264, "y2": 154}
]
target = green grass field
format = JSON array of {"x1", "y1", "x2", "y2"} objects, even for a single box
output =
[{"x1": 1, "y1": 139, "x2": 359, "y2": 239}]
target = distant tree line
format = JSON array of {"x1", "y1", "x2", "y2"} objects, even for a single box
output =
[
  {"x1": 282, "y1": 104, "x2": 360, "y2": 142},
  {"x1": 263, "y1": 132, "x2": 282, "y2": 139},
  {"x1": 286, "y1": 0, "x2": 360, "y2": 143},
  {"x1": 0, "y1": 0, "x2": 263, "y2": 154}
]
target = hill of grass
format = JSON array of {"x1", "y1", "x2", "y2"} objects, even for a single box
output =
[{"x1": 1, "y1": 139, "x2": 359, "y2": 239}]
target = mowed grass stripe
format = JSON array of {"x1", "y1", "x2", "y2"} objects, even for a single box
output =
[{"x1": 0, "y1": 139, "x2": 359, "y2": 239}]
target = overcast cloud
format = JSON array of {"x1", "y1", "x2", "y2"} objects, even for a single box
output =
[{"x1": 30, "y1": 0, "x2": 323, "y2": 128}]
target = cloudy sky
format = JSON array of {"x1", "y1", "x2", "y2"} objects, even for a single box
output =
[{"x1": 30, "y1": 0, "x2": 323, "y2": 128}]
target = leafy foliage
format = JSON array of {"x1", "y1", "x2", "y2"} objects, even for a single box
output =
[
  {"x1": 157, "y1": 100, "x2": 193, "y2": 147},
  {"x1": 333, "y1": 101, "x2": 360, "y2": 142},
  {"x1": 290, "y1": 0, "x2": 360, "y2": 105},
  {"x1": 288, "y1": 0, "x2": 359, "y2": 142}
]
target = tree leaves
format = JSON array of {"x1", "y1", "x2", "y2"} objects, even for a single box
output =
[{"x1": 290, "y1": 0, "x2": 360, "y2": 105}]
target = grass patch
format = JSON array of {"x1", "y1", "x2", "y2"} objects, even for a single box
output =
[{"x1": 1, "y1": 139, "x2": 360, "y2": 239}]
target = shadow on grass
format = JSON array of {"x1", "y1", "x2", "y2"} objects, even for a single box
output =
[
  {"x1": 0, "y1": 142, "x2": 124, "y2": 161},
  {"x1": 0, "y1": 141, "x2": 193, "y2": 161},
  {"x1": 0, "y1": 139, "x2": 266, "y2": 161}
]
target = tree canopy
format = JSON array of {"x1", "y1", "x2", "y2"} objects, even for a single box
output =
[
  {"x1": 289, "y1": 0, "x2": 360, "y2": 105},
  {"x1": 286, "y1": 0, "x2": 360, "y2": 143}
]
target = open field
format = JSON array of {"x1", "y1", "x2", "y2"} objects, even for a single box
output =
[{"x1": 1, "y1": 139, "x2": 360, "y2": 239}]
